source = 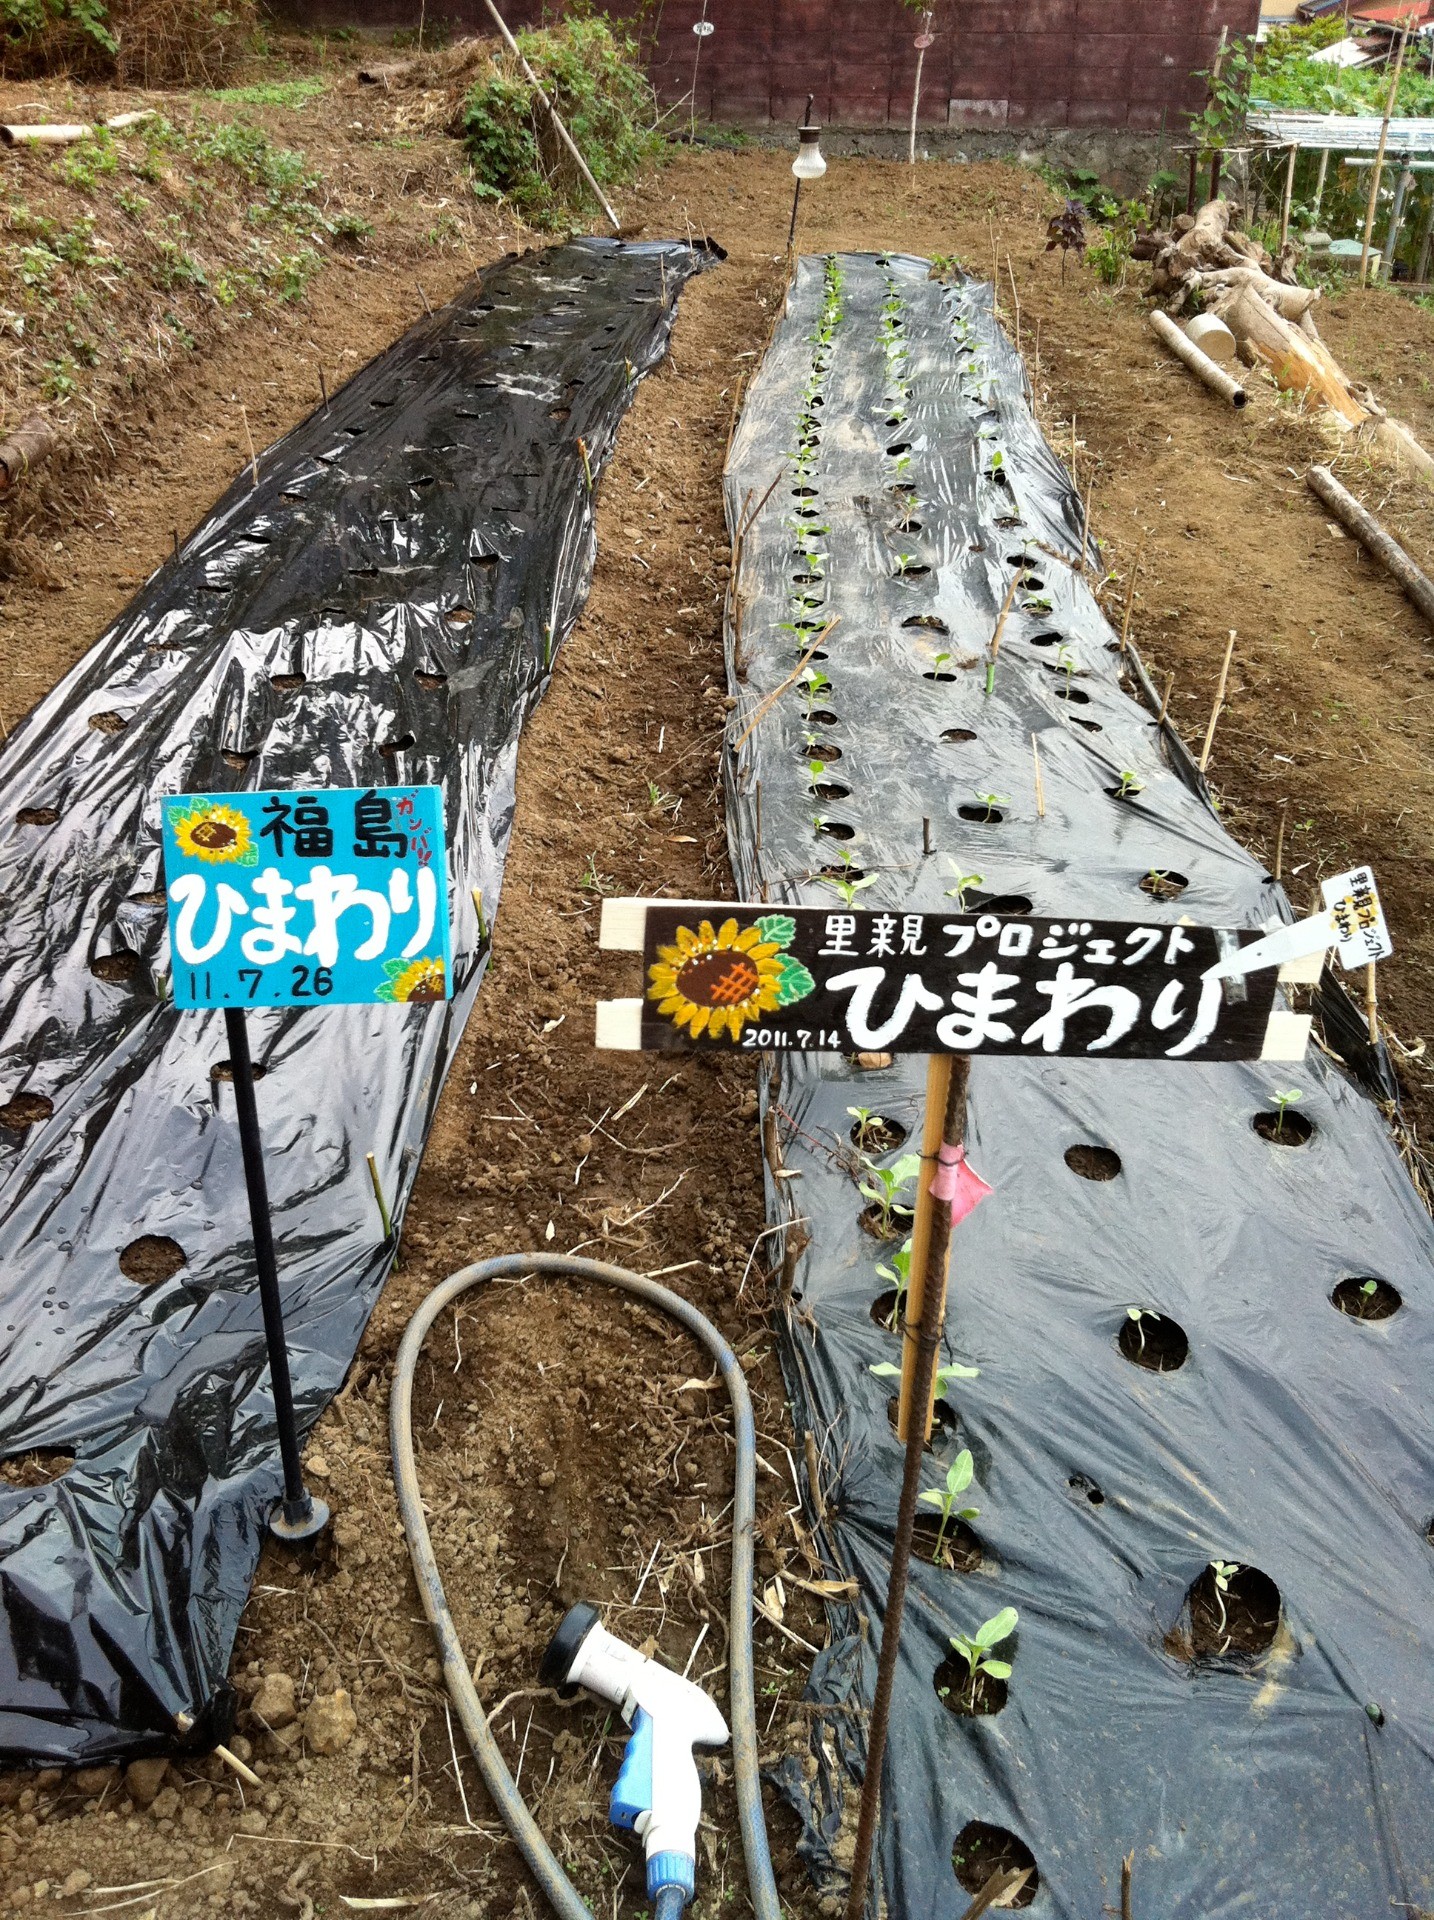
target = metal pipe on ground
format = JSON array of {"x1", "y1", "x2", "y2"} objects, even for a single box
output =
[
  {"x1": 1308, "y1": 463, "x2": 1434, "y2": 630},
  {"x1": 1148, "y1": 310, "x2": 1248, "y2": 410}
]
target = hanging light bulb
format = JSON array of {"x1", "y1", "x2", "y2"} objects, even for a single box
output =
[
  {"x1": 792, "y1": 120, "x2": 827, "y2": 183},
  {"x1": 788, "y1": 94, "x2": 826, "y2": 251}
]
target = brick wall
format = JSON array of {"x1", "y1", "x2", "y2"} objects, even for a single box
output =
[{"x1": 280, "y1": 0, "x2": 1261, "y2": 131}]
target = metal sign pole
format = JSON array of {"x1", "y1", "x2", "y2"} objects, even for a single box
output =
[{"x1": 223, "y1": 1006, "x2": 329, "y2": 1546}]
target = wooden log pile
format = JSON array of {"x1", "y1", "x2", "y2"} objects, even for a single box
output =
[{"x1": 1138, "y1": 198, "x2": 1434, "y2": 475}]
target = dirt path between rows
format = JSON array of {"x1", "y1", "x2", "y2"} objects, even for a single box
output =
[{"x1": 5, "y1": 144, "x2": 1433, "y2": 1919}]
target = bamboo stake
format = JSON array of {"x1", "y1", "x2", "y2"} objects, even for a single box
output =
[
  {"x1": 1360, "y1": 16, "x2": 1413, "y2": 288},
  {"x1": 1365, "y1": 961, "x2": 1380, "y2": 1046},
  {"x1": 366, "y1": 1153, "x2": 394, "y2": 1240},
  {"x1": 1158, "y1": 671, "x2": 1174, "y2": 726},
  {"x1": 239, "y1": 404, "x2": 259, "y2": 488},
  {"x1": 908, "y1": 8, "x2": 933, "y2": 167},
  {"x1": 1121, "y1": 1851, "x2": 1134, "y2": 1920},
  {"x1": 1198, "y1": 630, "x2": 1237, "y2": 773},
  {"x1": 845, "y1": 1055, "x2": 969, "y2": 1920},
  {"x1": 1118, "y1": 546, "x2": 1143, "y2": 653},
  {"x1": 481, "y1": 0, "x2": 622, "y2": 233},
  {"x1": 1078, "y1": 484, "x2": 1093, "y2": 575},
  {"x1": 1312, "y1": 146, "x2": 1330, "y2": 221},
  {"x1": 958, "y1": 1869, "x2": 1032, "y2": 1920},
  {"x1": 1005, "y1": 251, "x2": 1022, "y2": 355},
  {"x1": 1279, "y1": 142, "x2": 1298, "y2": 251},
  {"x1": 1274, "y1": 798, "x2": 1289, "y2": 882},
  {"x1": 1031, "y1": 733, "x2": 1045, "y2": 818}
]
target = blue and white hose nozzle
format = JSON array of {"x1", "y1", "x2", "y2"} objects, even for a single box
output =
[{"x1": 540, "y1": 1601, "x2": 730, "y2": 1918}]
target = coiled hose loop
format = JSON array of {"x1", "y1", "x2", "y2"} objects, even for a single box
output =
[{"x1": 390, "y1": 1253, "x2": 780, "y2": 1920}]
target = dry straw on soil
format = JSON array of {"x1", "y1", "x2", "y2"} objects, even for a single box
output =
[{"x1": 0, "y1": 0, "x2": 255, "y2": 86}]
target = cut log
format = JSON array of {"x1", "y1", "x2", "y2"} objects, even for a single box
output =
[
  {"x1": 1309, "y1": 464, "x2": 1434, "y2": 627},
  {"x1": 1149, "y1": 310, "x2": 1248, "y2": 408},
  {"x1": 0, "y1": 411, "x2": 57, "y2": 492},
  {"x1": 1215, "y1": 286, "x2": 1366, "y2": 425},
  {"x1": 1195, "y1": 265, "x2": 1319, "y2": 323}
]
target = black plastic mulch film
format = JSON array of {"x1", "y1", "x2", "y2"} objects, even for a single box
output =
[
  {"x1": 723, "y1": 256, "x2": 1434, "y2": 1919},
  {"x1": 0, "y1": 237, "x2": 710, "y2": 1765}
]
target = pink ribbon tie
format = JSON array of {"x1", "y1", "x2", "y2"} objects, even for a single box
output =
[{"x1": 930, "y1": 1142, "x2": 993, "y2": 1224}]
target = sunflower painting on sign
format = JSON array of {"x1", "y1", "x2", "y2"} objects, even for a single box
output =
[
  {"x1": 161, "y1": 785, "x2": 452, "y2": 1010},
  {"x1": 647, "y1": 912, "x2": 815, "y2": 1040}
]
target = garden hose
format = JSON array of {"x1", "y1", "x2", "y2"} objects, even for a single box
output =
[{"x1": 390, "y1": 1252, "x2": 781, "y2": 1920}]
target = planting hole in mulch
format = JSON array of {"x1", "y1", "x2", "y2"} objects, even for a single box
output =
[
  {"x1": 870, "y1": 1289, "x2": 903, "y2": 1331},
  {"x1": 958, "y1": 803, "x2": 1005, "y2": 823},
  {"x1": 924, "y1": 668, "x2": 959, "y2": 683},
  {"x1": 1118, "y1": 1310, "x2": 1189, "y2": 1372},
  {"x1": 0, "y1": 1091, "x2": 53, "y2": 1131},
  {"x1": 91, "y1": 951, "x2": 139, "y2": 984},
  {"x1": 1140, "y1": 869, "x2": 1188, "y2": 900},
  {"x1": 886, "y1": 441, "x2": 911, "y2": 456},
  {"x1": 1054, "y1": 684, "x2": 1090, "y2": 704},
  {"x1": 861, "y1": 1201, "x2": 915, "y2": 1242},
  {"x1": 119, "y1": 1236, "x2": 187, "y2": 1286},
  {"x1": 952, "y1": 1824, "x2": 1038, "y2": 1907},
  {"x1": 212, "y1": 1060, "x2": 267, "y2": 1084},
  {"x1": 942, "y1": 727, "x2": 977, "y2": 744},
  {"x1": 221, "y1": 750, "x2": 256, "y2": 772},
  {"x1": 796, "y1": 739, "x2": 841, "y2": 762},
  {"x1": 445, "y1": 605, "x2": 475, "y2": 626},
  {"x1": 978, "y1": 893, "x2": 1033, "y2": 914},
  {"x1": 1332, "y1": 1276, "x2": 1402, "y2": 1321},
  {"x1": 127, "y1": 889, "x2": 166, "y2": 908},
  {"x1": 934, "y1": 1655, "x2": 1009, "y2": 1719},
  {"x1": 850, "y1": 1114, "x2": 907, "y2": 1153},
  {"x1": 894, "y1": 565, "x2": 932, "y2": 580},
  {"x1": 17, "y1": 808, "x2": 59, "y2": 826},
  {"x1": 1253, "y1": 1108, "x2": 1315, "y2": 1147},
  {"x1": 1187, "y1": 1561, "x2": 1282, "y2": 1658},
  {"x1": 1072, "y1": 717, "x2": 1104, "y2": 733},
  {"x1": 912, "y1": 1511, "x2": 985, "y2": 1572},
  {"x1": 885, "y1": 1394, "x2": 955, "y2": 1442},
  {"x1": 414, "y1": 671, "x2": 448, "y2": 692},
  {"x1": 379, "y1": 733, "x2": 417, "y2": 758},
  {"x1": 270, "y1": 673, "x2": 306, "y2": 693},
  {"x1": 1018, "y1": 575, "x2": 1047, "y2": 594},
  {"x1": 804, "y1": 708, "x2": 840, "y2": 727},
  {"x1": 819, "y1": 864, "x2": 866, "y2": 884},
  {"x1": 1068, "y1": 1473, "x2": 1105, "y2": 1506},
  {"x1": 793, "y1": 572, "x2": 824, "y2": 586},
  {"x1": 810, "y1": 781, "x2": 850, "y2": 802},
  {"x1": 0, "y1": 1449, "x2": 74, "y2": 1489},
  {"x1": 87, "y1": 711, "x2": 127, "y2": 734},
  {"x1": 816, "y1": 819, "x2": 856, "y2": 841},
  {"x1": 895, "y1": 517, "x2": 923, "y2": 534},
  {"x1": 1029, "y1": 631, "x2": 1062, "y2": 647},
  {"x1": 1065, "y1": 1143, "x2": 1121, "y2": 1180}
]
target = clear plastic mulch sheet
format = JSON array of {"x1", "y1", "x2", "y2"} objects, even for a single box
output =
[
  {"x1": 723, "y1": 254, "x2": 1434, "y2": 1918},
  {"x1": 0, "y1": 236, "x2": 711, "y2": 1765}
]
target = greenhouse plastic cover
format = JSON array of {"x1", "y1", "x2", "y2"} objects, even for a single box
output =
[
  {"x1": 724, "y1": 255, "x2": 1434, "y2": 1918},
  {"x1": 0, "y1": 235, "x2": 710, "y2": 1764}
]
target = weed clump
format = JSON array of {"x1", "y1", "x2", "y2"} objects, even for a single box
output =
[
  {"x1": 0, "y1": 0, "x2": 256, "y2": 85},
  {"x1": 460, "y1": 18, "x2": 659, "y2": 226}
]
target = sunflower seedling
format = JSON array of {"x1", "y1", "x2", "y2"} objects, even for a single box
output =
[
  {"x1": 919, "y1": 1449, "x2": 980, "y2": 1563},
  {"x1": 1271, "y1": 1088, "x2": 1302, "y2": 1136},
  {"x1": 944, "y1": 1607, "x2": 1018, "y2": 1709},
  {"x1": 874, "y1": 1237, "x2": 912, "y2": 1330},
  {"x1": 974, "y1": 791, "x2": 1008, "y2": 821},
  {"x1": 1209, "y1": 1559, "x2": 1240, "y2": 1650},
  {"x1": 944, "y1": 871, "x2": 984, "y2": 910},
  {"x1": 848, "y1": 1105, "x2": 878, "y2": 1148},
  {"x1": 1126, "y1": 1305, "x2": 1149, "y2": 1355},
  {"x1": 859, "y1": 1152, "x2": 922, "y2": 1236},
  {"x1": 823, "y1": 871, "x2": 878, "y2": 908},
  {"x1": 1116, "y1": 769, "x2": 1144, "y2": 798},
  {"x1": 870, "y1": 1357, "x2": 979, "y2": 1397}
]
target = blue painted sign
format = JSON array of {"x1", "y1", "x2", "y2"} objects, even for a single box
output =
[{"x1": 162, "y1": 786, "x2": 451, "y2": 1010}]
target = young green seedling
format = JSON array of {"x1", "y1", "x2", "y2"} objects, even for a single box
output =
[
  {"x1": 945, "y1": 1607, "x2": 1018, "y2": 1709},
  {"x1": 847, "y1": 1105, "x2": 878, "y2": 1147},
  {"x1": 1271, "y1": 1089, "x2": 1302, "y2": 1136},
  {"x1": 1209, "y1": 1560, "x2": 1240, "y2": 1649},
  {"x1": 974, "y1": 792, "x2": 1008, "y2": 820},
  {"x1": 874, "y1": 1237, "x2": 912, "y2": 1331},
  {"x1": 859, "y1": 1152, "x2": 922, "y2": 1236},
  {"x1": 919, "y1": 1449, "x2": 980, "y2": 1563},
  {"x1": 823, "y1": 871, "x2": 878, "y2": 908},
  {"x1": 1126, "y1": 1305, "x2": 1149, "y2": 1356},
  {"x1": 1360, "y1": 1278, "x2": 1379, "y2": 1304},
  {"x1": 1117, "y1": 769, "x2": 1144, "y2": 798},
  {"x1": 944, "y1": 871, "x2": 984, "y2": 911},
  {"x1": 870, "y1": 1358, "x2": 979, "y2": 1396},
  {"x1": 1057, "y1": 644, "x2": 1078, "y2": 687}
]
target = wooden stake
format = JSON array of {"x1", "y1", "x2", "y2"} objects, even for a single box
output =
[
  {"x1": 416, "y1": 280, "x2": 432, "y2": 314},
  {"x1": 171, "y1": 527, "x2": 180, "y2": 559},
  {"x1": 239, "y1": 404, "x2": 259, "y2": 488},
  {"x1": 1365, "y1": 961, "x2": 1379, "y2": 1046},
  {"x1": 845, "y1": 1054, "x2": 969, "y2": 1920},
  {"x1": 1032, "y1": 733, "x2": 1045, "y2": 818},
  {"x1": 1005, "y1": 251, "x2": 1022, "y2": 355},
  {"x1": 1360, "y1": 17, "x2": 1413, "y2": 288},
  {"x1": 1158, "y1": 671, "x2": 1174, "y2": 727},
  {"x1": 318, "y1": 365, "x2": 329, "y2": 413},
  {"x1": 1274, "y1": 798, "x2": 1289, "y2": 882},
  {"x1": 958, "y1": 1869, "x2": 1032, "y2": 1920},
  {"x1": 755, "y1": 779, "x2": 763, "y2": 850},
  {"x1": 1279, "y1": 142, "x2": 1298, "y2": 251},
  {"x1": 1198, "y1": 630, "x2": 1236, "y2": 774},
  {"x1": 1078, "y1": 484, "x2": 1093, "y2": 575},
  {"x1": 922, "y1": 816, "x2": 932, "y2": 856},
  {"x1": 1119, "y1": 547, "x2": 1143, "y2": 652},
  {"x1": 1121, "y1": 1850, "x2": 1134, "y2": 1920}
]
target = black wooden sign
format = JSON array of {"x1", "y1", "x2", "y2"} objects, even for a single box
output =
[{"x1": 600, "y1": 901, "x2": 1284, "y2": 1061}]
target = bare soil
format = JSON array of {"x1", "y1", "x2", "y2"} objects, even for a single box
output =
[{"x1": 4, "y1": 120, "x2": 1434, "y2": 1920}]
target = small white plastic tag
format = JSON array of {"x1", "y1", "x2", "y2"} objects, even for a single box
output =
[{"x1": 1321, "y1": 865, "x2": 1393, "y2": 970}]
